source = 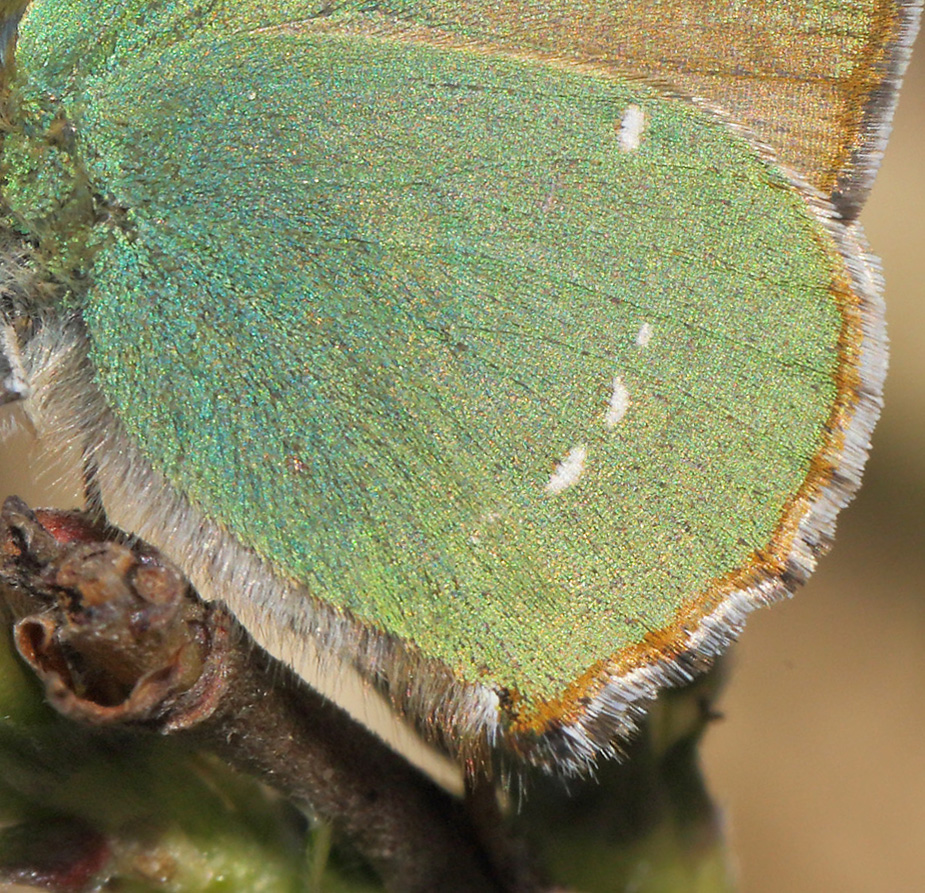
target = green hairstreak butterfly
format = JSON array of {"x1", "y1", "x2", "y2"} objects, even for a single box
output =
[{"x1": 0, "y1": 1, "x2": 919, "y2": 774}]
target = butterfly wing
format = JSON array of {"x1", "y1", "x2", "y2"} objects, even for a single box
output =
[
  {"x1": 6, "y1": 1, "x2": 918, "y2": 769},
  {"x1": 309, "y1": 0, "x2": 922, "y2": 216},
  {"x1": 15, "y1": 0, "x2": 920, "y2": 209}
]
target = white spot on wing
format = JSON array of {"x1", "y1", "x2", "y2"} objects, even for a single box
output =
[
  {"x1": 469, "y1": 509, "x2": 504, "y2": 544},
  {"x1": 545, "y1": 445, "x2": 587, "y2": 494},
  {"x1": 618, "y1": 105, "x2": 646, "y2": 152},
  {"x1": 541, "y1": 176, "x2": 560, "y2": 213},
  {"x1": 604, "y1": 376, "x2": 630, "y2": 428},
  {"x1": 635, "y1": 322, "x2": 653, "y2": 347}
]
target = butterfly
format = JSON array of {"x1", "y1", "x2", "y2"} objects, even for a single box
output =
[{"x1": 0, "y1": 0, "x2": 920, "y2": 775}]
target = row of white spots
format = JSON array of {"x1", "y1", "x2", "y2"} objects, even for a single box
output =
[
  {"x1": 539, "y1": 104, "x2": 649, "y2": 494},
  {"x1": 542, "y1": 103, "x2": 647, "y2": 492},
  {"x1": 617, "y1": 104, "x2": 646, "y2": 153},
  {"x1": 543, "y1": 320, "x2": 654, "y2": 494}
]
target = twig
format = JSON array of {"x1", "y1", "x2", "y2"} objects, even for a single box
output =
[{"x1": 0, "y1": 496, "x2": 546, "y2": 892}]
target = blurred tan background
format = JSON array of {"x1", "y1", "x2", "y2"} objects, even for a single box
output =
[
  {"x1": 0, "y1": 44, "x2": 922, "y2": 893},
  {"x1": 700, "y1": 48, "x2": 925, "y2": 892}
]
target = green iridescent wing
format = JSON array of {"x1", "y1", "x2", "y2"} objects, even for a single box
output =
[
  {"x1": 3, "y1": 1, "x2": 919, "y2": 770},
  {"x1": 316, "y1": 0, "x2": 921, "y2": 216},
  {"x1": 16, "y1": 0, "x2": 917, "y2": 207}
]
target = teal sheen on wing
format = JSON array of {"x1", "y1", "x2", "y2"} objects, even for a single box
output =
[
  {"x1": 72, "y1": 35, "x2": 837, "y2": 701},
  {"x1": 5, "y1": 0, "x2": 908, "y2": 767}
]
